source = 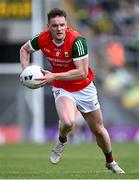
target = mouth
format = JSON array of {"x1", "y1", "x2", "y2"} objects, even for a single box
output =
[{"x1": 57, "y1": 32, "x2": 63, "y2": 36}]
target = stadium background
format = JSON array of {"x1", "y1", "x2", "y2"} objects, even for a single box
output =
[{"x1": 0, "y1": 0, "x2": 139, "y2": 144}]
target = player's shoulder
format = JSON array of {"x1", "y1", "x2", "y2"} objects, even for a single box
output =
[
  {"x1": 37, "y1": 29, "x2": 52, "y2": 47},
  {"x1": 73, "y1": 36, "x2": 88, "y2": 51},
  {"x1": 72, "y1": 36, "x2": 88, "y2": 59},
  {"x1": 39, "y1": 29, "x2": 51, "y2": 40},
  {"x1": 67, "y1": 27, "x2": 82, "y2": 38},
  {"x1": 74, "y1": 36, "x2": 87, "y2": 44},
  {"x1": 30, "y1": 30, "x2": 47, "y2": 44},
  {"x1": 66, "y1": 27, "x2": 87, "y2": 46}
]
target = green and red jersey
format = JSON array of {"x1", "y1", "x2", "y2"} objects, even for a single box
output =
[{"x1": 29, "y1": 27, "x2": 95, "y2": 92}]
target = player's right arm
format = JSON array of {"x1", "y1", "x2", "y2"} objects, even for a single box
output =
[
  {"x1": 20, "y1": 34, "x2": 40, "y2": 69},
  {"x1": 20, "y1": 42, "x2": 33, "y2": 69}
]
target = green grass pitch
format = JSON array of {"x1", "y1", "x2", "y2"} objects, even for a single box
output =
[{"x1": 0, "y1": 142, "x2": 138, "y2": 179}]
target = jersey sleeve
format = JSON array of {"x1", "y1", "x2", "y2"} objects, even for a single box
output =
[
  {"x1": 72, "y1": 37, "x2": 88, "y2": 61},
  {"x1": 28, "y1": 34, "x2": 40, "y2": 51}
]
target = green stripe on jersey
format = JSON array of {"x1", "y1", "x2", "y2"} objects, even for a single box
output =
[
  {"x1": 72, "y1": 37, "x2": 88, "y2": 59},
  {"x1": 30, "y1": 34, "x2": 40, "y2": 50}
]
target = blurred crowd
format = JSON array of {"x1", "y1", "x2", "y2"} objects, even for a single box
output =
[{"x1": 68, "y1": 0, "x2": 139, "y2": 120}]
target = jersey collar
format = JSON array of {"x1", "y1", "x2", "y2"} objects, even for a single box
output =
[{"x1": 52, "y1": 39, "x2": 64, "y2": 47}]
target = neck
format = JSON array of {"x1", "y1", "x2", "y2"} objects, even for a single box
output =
[
  {"x1": 52, "y1": 33, "x2": 66, "y2": 44},
  {"x1": 53, "y1": 39, "x2": 64, "y2": 44},
  {"x1": 52, "y1": 39, "x2": 64, "y2": 46}
]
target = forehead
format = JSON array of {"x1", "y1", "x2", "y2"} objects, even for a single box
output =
[{"x1": 49, "y1": 16, "x2": 66, "y2": 25}]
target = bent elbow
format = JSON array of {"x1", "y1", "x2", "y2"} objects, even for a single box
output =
[
  {"x1": 80, "y1": 71, "x2": 88, "y2": 79},
  {"x1": 20, "y1": 46, "x2": 26, "y2": 55},
  {"x1": 20, "y1": 46, "x2": 23, "y2": 53},
  {"x1": 20, "y1": 42, "x2": 31, "y2": 55}
]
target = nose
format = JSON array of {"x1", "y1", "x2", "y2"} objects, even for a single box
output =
[{"x1": 57, "y1": 25, "x2": 62, "y2": 31}]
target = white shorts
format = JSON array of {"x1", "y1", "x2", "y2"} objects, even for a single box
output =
[{"x1": 52, "y1": 82, "x2": 100, "y2": 113}]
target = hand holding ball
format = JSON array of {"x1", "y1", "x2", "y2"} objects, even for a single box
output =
[{"x1": 20, "y1": 65, "x2": 43, "y2": 89}]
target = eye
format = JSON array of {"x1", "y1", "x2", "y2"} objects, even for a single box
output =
[
  {"x1": 60, "y1": 23, "x2": 65, "y2": 27},
  {"x1": 52, "y1": 24, "x2": 58, "y2": 28}
]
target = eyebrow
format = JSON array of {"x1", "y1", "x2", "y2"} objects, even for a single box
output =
[{"x1": 52, "y1": 23, "x2": 65, "y2": 26}]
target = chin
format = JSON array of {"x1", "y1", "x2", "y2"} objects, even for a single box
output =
[
  {"x1": 57, "y1": 35, "x2": 64, "y2": 39},
  {"x1": 56, "y1": 37, "x2": 64, "y2": 42}
]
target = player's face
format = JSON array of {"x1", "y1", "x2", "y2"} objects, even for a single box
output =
[{"x1": 48, "y1": 16, "x2": 67, "y2": 43}]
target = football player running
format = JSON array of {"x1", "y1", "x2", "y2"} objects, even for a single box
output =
[{"x1": 20, "y1": 8, "x2": 125, "y2": 174}]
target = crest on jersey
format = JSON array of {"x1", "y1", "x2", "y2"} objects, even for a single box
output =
[{"x1": 64, "y1": 51, "x2": 69, "y2": 57}]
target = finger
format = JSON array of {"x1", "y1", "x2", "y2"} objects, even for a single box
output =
[
  {"x1": 41, "y1": 69, "x2": 48, "y2": 74},
  {"x1": 38, "y1": 81, "x2": 50, "y2": 87},
  {"x1": 19, "y1": 76, "x2": 23, "y2": 83},
  {"x1": 40, "y1": 69, "x2": 46, "y2": 75},
  {"x1": 35, "y1": 77, "x2": 45, "y2": 81},
  {"x1": 41, "y1": 69, "x2": 50, "y2": 74}
]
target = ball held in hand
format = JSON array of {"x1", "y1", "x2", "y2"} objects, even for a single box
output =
[{"x1": 20, "y1": 65, "x2": 43, "y2": 89}]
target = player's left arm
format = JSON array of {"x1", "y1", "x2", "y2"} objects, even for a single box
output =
[
  {"x1": 53, "y1": 37, "x2": 89, "y2": 80},
  {"x1": 67, "y1": 37, "x2": 89, "y2": 80},
  {"x1": 38, "y1": 37, "x2": 89, "y2": 85}
]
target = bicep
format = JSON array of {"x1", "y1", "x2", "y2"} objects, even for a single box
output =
[{"x1": 74, "y1": 58, "x2": 89, "y2": 73}]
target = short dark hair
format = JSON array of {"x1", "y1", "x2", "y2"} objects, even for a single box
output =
[{"x1": 47, "y1": 8, "x2": 67, "y2": 23}]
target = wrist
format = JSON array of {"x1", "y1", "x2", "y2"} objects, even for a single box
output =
[
  {"x1": 53, "y1": 73, "x2": 58, "y2": 80},
  {"x1": 22, "y1": 65, "x2": 28, "y2": 70}
]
